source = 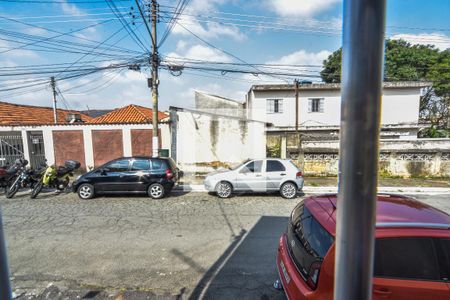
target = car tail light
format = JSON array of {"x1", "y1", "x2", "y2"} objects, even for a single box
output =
[
  {"x1": 296, "y1": 171, "x2": 302, "y2": 177},
  {"x1": 306, "y1": 261, "x2": 321, "y2": 289},
  {"x1": 165, "y1": 169, "x2": 173, "y2": 180}
]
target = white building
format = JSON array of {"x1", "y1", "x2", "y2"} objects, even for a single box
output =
[{"x1": 246, "y1": 81, "x2": 431, "y2": 140}]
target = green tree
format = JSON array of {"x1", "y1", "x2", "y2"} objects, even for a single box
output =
[{"x1": 321, "y1": 40, "x2": 449, "y2": 137}]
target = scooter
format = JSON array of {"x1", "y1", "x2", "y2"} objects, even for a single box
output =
[
  {"x1": 5, "y1": 162, "x2": 47, "y2": 198},
  {"x1": 31, "y1": 160, "x2": 80, "y2": 199},
  {"x1": 0, "y1": 159, "x2": 27, "y2": 194}
]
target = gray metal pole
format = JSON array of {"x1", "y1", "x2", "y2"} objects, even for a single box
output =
[
  {"x1": 0, "y1": 207, "x2": 12, "y2": 300},
  {"x1": 334, "y1": 0, "x2": 386, "y2": 299}
]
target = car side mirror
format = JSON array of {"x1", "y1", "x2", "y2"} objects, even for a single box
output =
[{"x1": 100, "y1": 168, "x2": 109, "y2": 175}]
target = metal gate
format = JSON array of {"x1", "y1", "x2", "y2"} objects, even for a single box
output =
[
  {"x1": 0, "y1": 133, "x2": 24, "y2": 167},
  {"x1": 27, "y1": 131, "x2": 46, "y2": 168}
]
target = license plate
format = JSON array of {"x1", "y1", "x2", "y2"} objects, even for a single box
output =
[{"x1": 280, "y1": 260, "x2": 291, "y2": 284}]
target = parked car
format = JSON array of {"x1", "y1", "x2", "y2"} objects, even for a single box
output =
[
  {"x1": 203, "y1": 158, "x2": 303, "y2": 199},
  {"x1": 275, "y1": 194, "x2": 450, "y2": 300},
  {"x1": 72, "y1": 157, "x2": 180, "y2": 199}
]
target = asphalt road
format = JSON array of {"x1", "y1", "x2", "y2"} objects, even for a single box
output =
[{"x1": 0, "y1": 190, "x2": 448, "y2": 300}]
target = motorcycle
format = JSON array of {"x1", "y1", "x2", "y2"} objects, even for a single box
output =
[
  {"x1": 5, "y1": 162, "x2": 47, "y2": 198},
  {"x1": 31, "y1": 160, "x2": 81, "y2": 199},
  {"x1": 0, "y1": 159, "x2": 27, "y2": 194}
]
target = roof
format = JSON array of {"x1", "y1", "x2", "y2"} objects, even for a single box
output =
[
  {"x1": 0, "y1": 101, "x2": 92, "y2": 126},
  {"x1": 195, "y1": 90, "x2": 243, "y2": 104},
  {"x1": 251, "y1": 81, "x2": 432, "y2": 91},
  {"x1": 88, "y1": 104, "x2": 169, "y2": 124},
  {"x1": 305, "y1": 194, "x2": 450, "y2": 236},
  {"x1": 80, "y1": 109, "x2": 113, "y2": 118}
]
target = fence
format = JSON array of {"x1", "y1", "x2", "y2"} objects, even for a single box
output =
[{"x1": 0, "y1": 134, "x2": 24, "y2": 167}]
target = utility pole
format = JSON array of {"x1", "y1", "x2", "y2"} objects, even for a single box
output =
[
  {"x1": 294, "y1": 79, "x2": 299, "y2": 132},
  {"x1": 334, "y1": 0, "x2": 386, "y2": 299},
  {"x1": 50, "y1": 76, "x2": 57, "y2": 124},
  {"x1": 0, "y1": 207, "x2": 12, "y2": 300},
  {"x1": 150, "y1": 0, "x2": 159, "y2": 157}
]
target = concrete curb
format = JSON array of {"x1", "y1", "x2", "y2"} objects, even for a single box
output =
[{"x1": 174, "y1": 185, "x2": 450, "y2": 195}]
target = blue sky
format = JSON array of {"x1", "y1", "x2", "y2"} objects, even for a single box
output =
[{"x1": 0, "y1": 0, "x2": 449, "y2": 111}]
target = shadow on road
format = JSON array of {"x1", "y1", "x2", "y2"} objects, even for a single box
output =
[{"x1": 185, "y1": 216, "x2": 288, "y2": 300}]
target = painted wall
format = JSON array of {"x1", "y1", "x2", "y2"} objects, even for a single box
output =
[
  {"x1": 172, "y1": 108, "x2": 266, "y2": 173},
  {"x1": 92, "y1": 130, "x2": 124, "y2": 167},
  {"x1": 52, "y1": 130, "x2": 86, "y2": 170},
  {"x1": 248, "y1": 87, "x2": 421, "y2": 127},
  {"x1": 300, "y1": 138, "x2": 450, "y2": 177},
  {"x1": 0, "y1": 123, "x2": 170, "y2": 170}
]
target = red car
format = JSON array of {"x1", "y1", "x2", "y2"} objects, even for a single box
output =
[{"x1": 276, "y1": 194, "x2": 450, "y2": 300}]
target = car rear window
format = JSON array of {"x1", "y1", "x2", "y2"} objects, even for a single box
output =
[
  {"x1": 374, "y1": 237, "x2": 441, "y2": 281},
  {"x1": 287, "y1": 203, "x2": 334, "y2": 286},
  {"x1": 266, "y1": 160, "x2": 285, "y2": 172},
  {"x1": 151, "y1": 159, "x2": 168, "y2": 171}
]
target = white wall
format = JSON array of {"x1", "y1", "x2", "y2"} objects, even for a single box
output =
[
  {"x1": 174, "y1": 109, "x2": 266, "y2": 171},
  {"x1": 0, "y1": 123, "x2": 171, "y2": 169},
  {"x1": 249, "y1": 87, "x2": 421, "y2": 127}
]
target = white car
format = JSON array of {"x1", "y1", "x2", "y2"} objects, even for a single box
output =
[{"x1": 204, "y1": 158, "x2": 304, "y2": 199}]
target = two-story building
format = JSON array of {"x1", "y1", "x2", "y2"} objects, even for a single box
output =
[
  {"x1": 245, "y1": 81, "x2": 431, "y2": 160},
  {"x1": 246, "y1": 81, "x2": 430, "y2": 139}
]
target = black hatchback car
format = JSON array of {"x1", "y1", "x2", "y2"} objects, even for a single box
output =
[{"x1": 73, "y1": 157, "x2": 180, "y2": 199}]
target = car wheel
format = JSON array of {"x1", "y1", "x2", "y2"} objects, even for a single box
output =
[
  {"x1": 148, "y1": 183, "x2": 165, "y2": 199},
  {"x1": 216, "y1": 181, "x2": 232, "y2": 198},
  {"x1": 280, "y1": 182, "x2": 297, "y2": 199},
  {"x1": 77, "y1": 183, "x2": 94, "y2": 199}
]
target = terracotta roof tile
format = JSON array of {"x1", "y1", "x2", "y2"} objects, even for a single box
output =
[
  {"x1": 88, "y1": 104, "x2": 169, "y2": 124},
  {"x1": 0, "y1": 101, "x2": 92, "y2": 126}
]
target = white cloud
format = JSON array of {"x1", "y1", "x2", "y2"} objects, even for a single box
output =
[
  {"x1": 0, "y1": 40, "x2": 39, "y2": 59},
  {"x1": 176, "y1": 40, "x2": 188, "y2": 52},
  {"x1": 172, "y1": 15, "x2": 246, "y2": 41},
  {"x1": 268, "y1": 49, "x2": 332, "y2": 66},
  {"x1": 60, "y1": 0, "x2": 84, "y2": 16},
  {"x1": 390, "y1": 33, "x2": 450, "y2": 51},
  {"x1": 268, "y1": 0, "x2": 341, "y2": 17},
  {"x1": 168, "y1": 0, "x2": 246, "y2": 41},
  {"x1": 167, "y1": 44, "x2": 232, "y2": 63}
]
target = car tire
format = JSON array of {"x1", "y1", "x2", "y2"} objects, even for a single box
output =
[
  {"x1": 216, "y1": 181, "x2": 233, "y2": 198},
  {"x1": 77, "y1": 183, "x2": 94, "y2": 199},
  {"x1": 148, "y1": 183, "x2": 165, "y2": 199},
  {"x1": 280, "y1": 182, "x2": 297, "y2": 199}
]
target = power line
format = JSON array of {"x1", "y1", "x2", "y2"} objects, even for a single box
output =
[
  {"x1": 0, "y1": 14, "x2": 143, "y2": 55},
  {"x1": 167, "y1": 16, "x2": 290, "y2": 83},
  {"x1": 106, "y1": 0, "x2": 149, "y2": 53}
]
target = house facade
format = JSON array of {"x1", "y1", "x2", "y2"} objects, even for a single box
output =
[
  {"x1": 246, "y1": 81, "x2": 430, "y2": 140},
  {"x1": 0, "y1": 102, "x2": 170, "y2": 170}
]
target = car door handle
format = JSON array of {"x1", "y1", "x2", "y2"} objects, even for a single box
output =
[
  {"x1": 255, "y1": 174, "x2": 262, "y2": 177},
  {"x1": 373, "y1": 288, "x2": 392, "y2": 298},
  {"x1": 280, "y1": 173, "x2": 286, "y2": 176}
]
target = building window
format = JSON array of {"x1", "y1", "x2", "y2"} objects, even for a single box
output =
[
  {"x1": 308, "y1": 98, "x2": 324, "y2": 113},
  {"x1": 267, "y1": 99, "x2": 283, "y2": 113}
]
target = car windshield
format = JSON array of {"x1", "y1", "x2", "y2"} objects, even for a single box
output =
[{"x1": 229, "y1": 159, "x2": 250, "y2": 170}]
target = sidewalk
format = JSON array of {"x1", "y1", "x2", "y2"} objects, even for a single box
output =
[
  {"x1": 180, "y1": 174, "x2": 449, "y2": 188},
  {"x1": 174, "y1": 184, "x2": 450, "y2": 195}
]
